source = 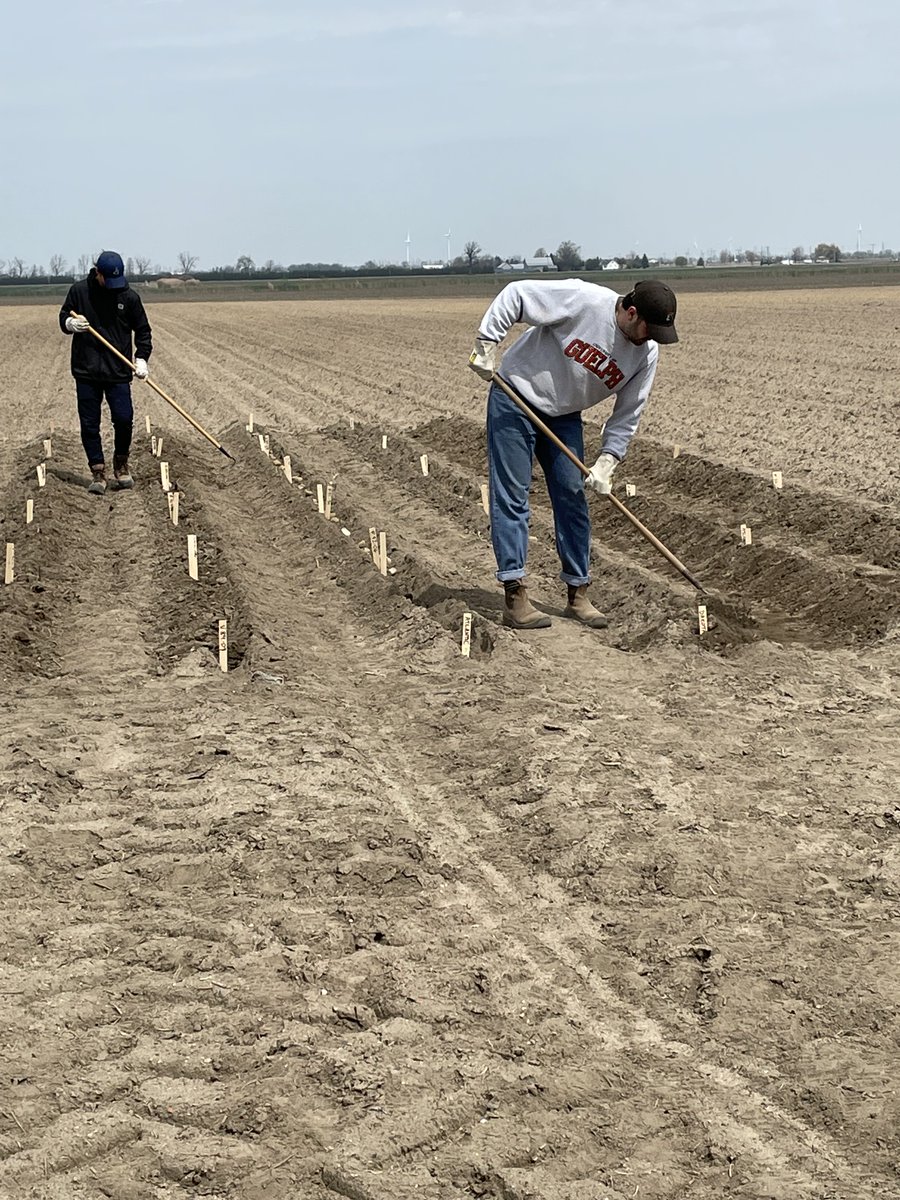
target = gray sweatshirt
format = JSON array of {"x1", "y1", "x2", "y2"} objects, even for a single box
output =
[{"x1": 478, "y1": 278, "x2": 659, "y2": 461}]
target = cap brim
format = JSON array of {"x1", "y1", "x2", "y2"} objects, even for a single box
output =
[
  {"x1": 648, "y1": 324, "x2": 678, "y2": 345},
  {"x1": 104, "y1": 276, "x2": 128, "y2": 289}
]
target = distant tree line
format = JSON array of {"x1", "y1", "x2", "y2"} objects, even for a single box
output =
[{"x1": 0, "y1": 239, "x2": 893, "y2": 286}]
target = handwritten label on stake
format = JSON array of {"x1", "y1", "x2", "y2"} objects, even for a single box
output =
[
  {"x1": 26, "y1": 499, "x2": 33, "y2": 525},
  {"x1": 625, "y1": 483, "x2": 636, "y2": 498},
  {"x1": 378, "y1": 532, "x2": 388, "y2": 576},
  {"x1": 160, "y1": 462, "x2": 171, "y2": 492},
  {"x1": 4, "y1": 543, "x2": 13, "y2": 585},
  {"x1": 316, "y1": 483, "x2": 325, "y2": 514},
  {"x1": 772, "y1": 471, "x2": 783, "y2": 490},
  {"x1": 325, "y1": 482, "x2": 334, "y2": 519},
  {"x1": 697, "y1": 603, "x2": 709, "y2": 636},
  {"x1": 43, "y1": 438, "x2": 52, "y2": 458},
  {"x1": 187, "y1": 534, "x2": 199, "y2": 581},
  {"x1": 740, "y1": 524, "x2": 753, "y2": 545},
  {"x1": 368, "y1": 527, "x2": 379, "y2": 565},
  {"x1": 218, "y1": 619, "x2": 228, "y2": 672},
  {"x1": 283, "y1": 455, "x2": 292, "y2": 483},
  {"x1": 263, "y1": 434, "x2": 271, "y2": 457},
  {"x1": 169, "y1": 491, "x2": 179, "y2": 526},
  {"x1": 156, "y1": 437, "x2": 164, "y2": 459},
  {"x1": 420, "y1": 454, "x2": 429, "y2": 476},
  {"x1": 151, "y1": 435, "x2": 158, "y2": 455},
  {"x1": 461, "y1": 612, "x2": 473, "y2": 658},
  {"x1": 481, "y1": 484, "x2": 490, "y2": 515},
  {"x1": 36, "y1": 464, "x2": 46, "y2": 488}
]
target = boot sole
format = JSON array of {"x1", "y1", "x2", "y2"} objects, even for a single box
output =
[
  {"x1": 563, "y1": 606, "x2": 609, "y2": 629},
  {"x1": 88, "y1": 484, "x2": 107, "y2": 495},
  {"x1": 502, "y1": 611, "x2": 552, "y2": 630},
  {"x1": 115, "y1": 479, "x2": 134, "y2": 489}
]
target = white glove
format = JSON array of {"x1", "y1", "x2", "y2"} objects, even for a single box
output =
[
  {"x1": 134, "y1": 358, "x2": 149, "y2": 379},
  {"x1": 65, "y1": 315, "x2": 91, "y2": 333},
  {"x1": 585, "y1": 452, "x2": 618, "y2": 495},
  {"x1": 468, "y1": 337, "x2": 498, "y2": 381}
]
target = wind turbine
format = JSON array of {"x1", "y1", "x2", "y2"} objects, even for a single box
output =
[
  {"x1": 405, "y1": 232, "x2": 411, "y2": 267},
  {"x1": 445, "y1": 228, "x2": 451, "y2": 264}
]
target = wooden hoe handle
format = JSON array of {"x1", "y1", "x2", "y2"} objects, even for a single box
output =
[
  {"x1": 490, "y1": 373, "x2": 705, "y2": 592},
  {"x1": 69, "y1": 312, "x2": 234, "y2": 460}
]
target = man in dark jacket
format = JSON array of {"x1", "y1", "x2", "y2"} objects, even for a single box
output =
[{"x1": 59, "y1": 250, "x2": 153, "y2": 494}]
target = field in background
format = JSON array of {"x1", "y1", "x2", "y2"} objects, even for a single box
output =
[
  {"x1": 3, "y1": 257, "x2": 900, "y2": 305},
  {"x1": 0, "y1": 290, "x2": 898, "y2": 1199}
]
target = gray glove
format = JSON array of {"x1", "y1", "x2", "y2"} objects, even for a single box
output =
[
  {"x1": 585, "y1": 452, "x2": 618, "y2": 495},
  {"x1": 134, "y1": 358, "x2": 149, "y2": 379},
  {"x1": 65, "y1": 314, "x2": 91, "y2": 333},
  {"x1": 468, "y1": 337, "x2": 498, "y2": 381}
]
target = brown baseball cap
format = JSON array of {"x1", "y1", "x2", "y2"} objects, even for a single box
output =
[{"x1": 623, "y1": 279, "x2": 678, "y2": 344}]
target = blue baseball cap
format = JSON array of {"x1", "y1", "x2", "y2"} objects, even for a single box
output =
[{"x1": 95, "y1": 250, "x2": 127, "y2": 289}]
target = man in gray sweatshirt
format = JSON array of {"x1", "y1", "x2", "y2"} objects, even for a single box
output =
[{"x1": 468, "y1": 277, "x2": 677, "y2": 630}]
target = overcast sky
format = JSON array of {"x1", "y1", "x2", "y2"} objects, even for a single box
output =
[{"x1": 3, "y1": 0, "x2": 898, "y2": 271}]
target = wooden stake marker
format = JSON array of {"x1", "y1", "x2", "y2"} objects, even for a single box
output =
[
  {"x1": 697, "y1": 603, "x2": 709, "y2": 636},
  {"x1": 740, "y1": 524, "x2": 753, "y2": 545},
  {"x1": 283, "y1": 455, "x2": 292, "y2": 484},
  {"x1": 378, "y1": 531, "x2": 388, "y2": 576},
  {"x1": 36, "y1": 464, "x2": 46, "y2": 488},
  {"x1": 26, "y1": 499, "x2": 34, "y2": 525},
  {"x1": 160, "y1": 462, "x2": 171, "y2": 492},
  {"x1": 4, "y1": 543, "x2": 14, "y2": 585},
  {"x1": 218, "y1": 619, "x2": 228, "y2": 672},
  {"x1": 324, "y1": 481, "x2": 334, "y2": 519},
  {"x1": 673, "y1": 445, "x2": 681, "y2": 458},
  {"x1": 43, "y1": 438, "x2": 52, "y2": 458},
  {"x1": 480, "y1": 484, "x2": 490, "y2": 515},
  {"x1": 316, "y1": 483, "x2": 325, "y2": 514},
  {"x1": 257, "y1": 433, "x2": 266, "y2": 454},
  {"x1": 145, "y1": 415, "x2": 151, "y2": 434},
  {"x1": 247, "y1": 413, "x2": 254, "y2": 433},
  {"x1": 263, "y1": 434, "x2": 271, "y2": 457},
  {"x1": 168, "y1": 490, "x2": 180, "y2": 526},
  {"x1": 368, "y1": 527, "x2": 379, "y2": 565},
  {"x1": 381, "y1": 434, "x2": 388, "y2": 450},
  {"x1": 187, "y1": 534, "x2": 199, "y2": 580},
  {"x1": 625, "y1": 483, "x2": 637, "y2": 498},
  {"x1": 155, "y1": 437, "x2": 164, "y2": 459},
  {"x1": 461, "y1": 612, "x2": 473, "y2": 658},
  {"x1": 151, "y1": 434, "x2": 158, "y2": 455},
  {"x1": 420, "y1": 454, "x2": 429, "y2": 476},
  {"x1": 772, "y1": 470, "x2": 783, "y2": 490}
]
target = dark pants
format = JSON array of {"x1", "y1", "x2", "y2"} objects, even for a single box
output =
[{"x1": 76, "y1": 379, "x2": 133, "y2": 467}]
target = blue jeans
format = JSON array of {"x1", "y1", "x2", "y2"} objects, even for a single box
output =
[
  {"x1": 76, "y1": 380, "x2": 133, "y2": 467},
  {"x1": 486, "y1": 381, "x2": 591, "y2": 586}
]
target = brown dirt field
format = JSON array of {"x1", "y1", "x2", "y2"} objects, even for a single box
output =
[{"x1": 1, "y1": 287, "x2": 899, "y2": 1200}]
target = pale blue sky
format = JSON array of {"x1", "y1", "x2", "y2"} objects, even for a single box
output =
[{"x1": 3, "y1": 0, "x2": 898, "y2": 271}]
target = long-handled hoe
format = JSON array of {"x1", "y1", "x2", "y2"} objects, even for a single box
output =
[
  {"x1": 70, "y1": 312, "x2": 235, "y2": 461},
  {"x1": 491, "y1": 373, "x2": 705, "y2": 592}
]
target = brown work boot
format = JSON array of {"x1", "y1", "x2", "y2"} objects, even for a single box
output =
[
  {"x1": 88, "y1": 464, "x2": 107, "y2": 495},
  {"x1": 113, "y1": 454, "x2": 134, "y2": 489},
  {"x1": 564, "y1": 584, "x2": 609, "y2": 629},
  {"x1": 502, "y1": 581, "x2": 551, "y2": 629}
]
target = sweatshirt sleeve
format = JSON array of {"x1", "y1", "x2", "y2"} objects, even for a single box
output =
[
  {"x1": 600, "y1": 349, "x2": 658, "y2": 461},
  {"x1": 478, "y1": 279, "x2": 587, "y2": 342},
  {"x1": 131, "y1": 295, "x2": 153, "y2": 361}
]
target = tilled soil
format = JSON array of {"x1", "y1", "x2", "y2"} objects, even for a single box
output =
[{"x1": 0, "y1": 288, "x2": 899, "y2": 1200}]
